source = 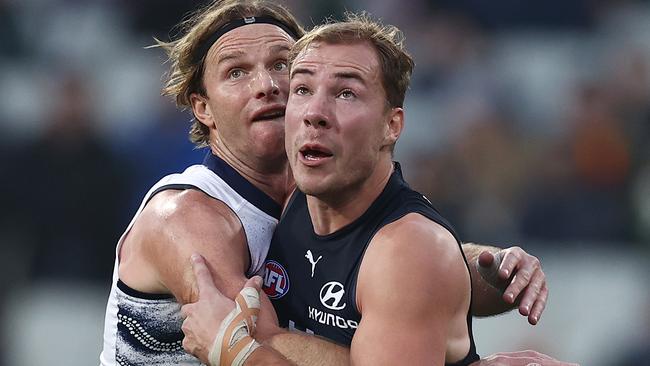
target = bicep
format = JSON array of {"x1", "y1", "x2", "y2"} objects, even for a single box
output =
[
  {"x1": 350, "y1": 301, "x2": 447, "y2": 366},
  {"x1": 351, "y1": 214, "x2": 469, "y2": 366},
  {"x1": 145, "y1": 191, "x2": 250, "y2": 304}
]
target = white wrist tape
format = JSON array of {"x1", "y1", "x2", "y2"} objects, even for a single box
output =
[{"x1": 208, "y1": 287, "x2": 261, "y2": 366}]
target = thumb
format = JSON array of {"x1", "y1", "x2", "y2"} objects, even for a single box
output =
[
  {"x1": 478, "y1": 250, "x2": 495, "y2": 268},
  {"x1": 190, "y1": 253, "x2": 219, "y2": 297},
  {"x1": 238, "y1": 276, "x2": 262, "y2": 316},
  {"x1": 477, "y1": 250, "x2": 504, "y2": 290},
  {"x1": 244, "y1": 275, "x2": 263, "y2": 293}
]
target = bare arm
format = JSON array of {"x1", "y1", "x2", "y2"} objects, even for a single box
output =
[
  {"x1": 120, "y1": 189, "x2": 252, "y2": 303},
  {"x1": 119, "y1": 189, "x2": 284, "y2": 364},
  {"x1": 462, "y1": 242, "x2": 548, "y2": 324},
  {"x1": 350, "y1": 214, "x2": 471, "y2": 365},
  {"x1": 182, "y1": 251, "x2": 560, "y2": 366},
  {"x1": 181, "y1": 254, "x2": 350, "y2": 365},
  {"x1": 264, "y1": 332, "x2": 349, "y2": 366}
]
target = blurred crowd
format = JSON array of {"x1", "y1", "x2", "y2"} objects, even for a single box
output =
[
  {"x1": 389, "y1": 0, "x2": 650, "y2": 247},
  {"x1": 1, "y1": 0, "x2": 649, "y2": 292},
  {"x1": 0, "y1": 0, "x2": 648, "y2": 364}
]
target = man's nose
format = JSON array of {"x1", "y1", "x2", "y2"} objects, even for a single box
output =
[
  {"x1": 252, "y1": 69, "x2": 280, "y2": 99},
  {"x1": 302, "y1": 94, "x2": 332, "y2": 129}
]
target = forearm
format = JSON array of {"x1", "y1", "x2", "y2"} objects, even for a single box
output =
[
  {"x1": 244, "y1": 344, "x2": 294, "y2": 366},
  {"x1": 461, "y1": 243, "x2": 513, "y2": 316},
  {"x1": 263, "y1": 330, "x2": 349, "y2": 366}
]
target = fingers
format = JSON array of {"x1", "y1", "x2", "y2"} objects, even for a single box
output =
[
  {"x1": 479, "y1": 350, "x2": 566, "y2": 366},
  {"x1": 503, "y1": 349, "x2": 554, "y2": 360},
  {"x1": 498, "y1": 247, "x2": 521, "y2": 280},
  {"x1": 528, "y1": 282, "x2": 548, "y2": 325},
  {"x1": 191, "y1": 253, "x2": 218, "y2": 297},
  {"x1": 180, "y1": 303, "x2": 202, "y2": 359},
  {"x1": 503, "y1": 270, "x2": 531, "y2": 304},
  {"x1": 182, "y1": 335, "x2": 195, "y2": 357},
  {"x1": 497, "y1": 246, "x2": 548, "y2": 324},
  {"x1": 502, "y1": 250, "x2": 541, "y2": 303},
  {"x1": 520, "y1": 349, "x2": 554, "y2": 360},
  {"x1": 517, "y1": 268, "x2": 545, "y2": 316},
  {"x1": 180, "y1": 303, "x2": 192, "y2": 318}
]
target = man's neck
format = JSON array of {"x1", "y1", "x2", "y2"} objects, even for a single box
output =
[
  {"x1": 211, "y1": 146, "x2": 292, "y2": 205},
  {"x1": 307, "y1": 159, "x2": 394, "y2": 236}
]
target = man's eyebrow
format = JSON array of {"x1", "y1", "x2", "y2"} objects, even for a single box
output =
[
  {"x1": 290, "y1": 67, "x2": 314, "y2": 79},
  {"x1": 334, "y1": 71, "x2": 366, "y2": 86},
  {"x1": 216, "y1": 50, "x2": 245, "y2": 64},
  {"x1": 269, "y1": 44, "x2": 291, "y2": 56}
]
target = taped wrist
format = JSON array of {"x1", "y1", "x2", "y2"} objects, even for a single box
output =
[{"x1": 208, "y1": 287, "x2": 261, "y2": 366}]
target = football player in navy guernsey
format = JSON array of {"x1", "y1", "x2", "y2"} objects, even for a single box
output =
[
  {"x1": 268, "y1": 15, "x2": 480, "y2": 364},
  {"x1": 179, "y1": 10, "x2": 575, "y2": 366}
]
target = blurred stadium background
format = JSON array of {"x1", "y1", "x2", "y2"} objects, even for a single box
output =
[{"x1": 0, "y1": 0, "x2": 649, "y2": 365}]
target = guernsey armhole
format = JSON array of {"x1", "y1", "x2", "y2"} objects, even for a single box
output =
[{"x1": 117, "y1": 279, "x2": 174, "y2": 300}]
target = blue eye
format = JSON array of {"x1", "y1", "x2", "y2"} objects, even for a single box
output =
[
  {"x1": 295, "y1": 86, "x2": 310, "y2": 95},
  {"x1": 229, "y1": 69, "x2": 244, "y2": 80},
  {"x1": 338, "y1": 90, "x2": 355, "y2": 99},
  {"x1": 273, "y1": 61, "x2": 288, "y2": 72}
]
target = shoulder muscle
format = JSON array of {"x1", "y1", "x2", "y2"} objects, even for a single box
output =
[
  {"x1": 350, "y1": 213, "x2": 471, "y2": 365},
  {"x1": 357, "y1": 212, "x2": 469, "y2": 316},
  {"x1": 121, "y1": 189, "x2": 249, "y2": 304}
]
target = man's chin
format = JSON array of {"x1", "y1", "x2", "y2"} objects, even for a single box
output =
[
  {"x1": 295, "y1": 180, "x2": 328, "y2": 197},
  {"x1": 250, "y1": 138, "x2": 285, "y2": 160}
]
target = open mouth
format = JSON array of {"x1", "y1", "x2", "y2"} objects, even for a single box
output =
[
  {"x1": 252, "y1": 107, "x2": 285, "y2": 122},
  {"x1": 300, "y1": 145, "x2": 333, "y2": 161}
]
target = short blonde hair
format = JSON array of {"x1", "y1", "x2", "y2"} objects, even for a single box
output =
[
  {"x1": 289, "y1": 12, "x2": 414, "y2": 109},
  {"x1": 156, "y1": 0, "x2": 304, "y2": 146}
]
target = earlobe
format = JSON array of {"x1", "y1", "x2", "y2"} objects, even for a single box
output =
[{"x1": 190, "y1": 93, "x2": 215, "y2": 128}]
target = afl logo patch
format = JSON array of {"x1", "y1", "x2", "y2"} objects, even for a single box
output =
[{"x1": 263, "y1": 260, "x2": 290, "y2": 299}]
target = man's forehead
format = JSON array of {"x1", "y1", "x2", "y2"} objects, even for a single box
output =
[
  {"x1": 209, "y1": 24, "x2": 294, "y2": 60},
  {"x1": 291, "y1": 42, "x2": 380, "y2": 79}
]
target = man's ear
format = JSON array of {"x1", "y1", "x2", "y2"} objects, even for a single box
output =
[
  {"x1": 384, "y1": 107, "x2": 404, "y2": 147},
  {"x1": 189, "y1": 93, "x2": 214, "y2": 128}
]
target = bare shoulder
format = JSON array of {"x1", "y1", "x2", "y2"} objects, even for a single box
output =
[
  {"x1": 143, "y1": 189, "x2": 242, "y2": 234},
  {"x1": 124, "y1": 189, "x2": 244, "y2": 257},
  {"x1": 356, "y1": 213, "x2": 469, "y2": 312},
  {"x1": 370, "y1": 213, "x2": 464, "y2": 272},
  {"x1": 120, "y1": 188, "x2": 248, "y2": 303}
]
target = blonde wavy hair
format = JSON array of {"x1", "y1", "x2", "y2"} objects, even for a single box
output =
[
  {"x1": 155, "y1": 0, "x2": 304, "y2": 147},
  {"x1": 289, "y1": 12, "x2": 414, "y2": 109}
]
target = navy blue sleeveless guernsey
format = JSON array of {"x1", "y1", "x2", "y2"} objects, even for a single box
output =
[{"x1": 263, "y1": 163, "x2": 480, "y2": 365}]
